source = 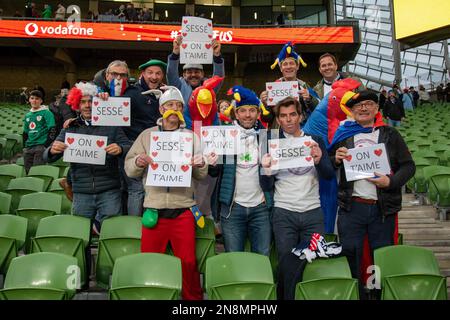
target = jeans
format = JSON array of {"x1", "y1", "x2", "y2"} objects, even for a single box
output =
[
  {"x1": 387, "y1": 119, "x2": 401, "y2": 127},
  {"x1": 72, "y1": 189, "x2": 122, "y2": 224},
  {"x1": 272, "y1": 206, "x2": 325, "y2": 262},
  {"x1": 220, "y1": 202, "x2": 271, "y2": 256},
  {"x1": 119, "y1": 158, "x2": 145, "y2": 216},
  {"x1": 23, "y1": 145, "x2": 46, "y2": 174}
]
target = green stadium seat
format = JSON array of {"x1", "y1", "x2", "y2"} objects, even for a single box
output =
[
  {"x1": 295, "y1": 256, "x2": 359, "y2": 300},
  {"x1": 15, "y1": 157, "x2": 24, "y2": 167},
  {"x1": 407, "y1": 157, "x2": 432, "y2": 193},
  {"x1": 31, "y1": 215, "x2": 90, "y2": 287},
  {"x1": 27, "y1": 165, "x2": 60, "y2": 191},
  {"x1": 5, "y1": 177, "x2": 45, "y2": 212},
  {"x1": 96, "y1": 216, "x2": 141, "y2": 289},
  {"x1": 109, "y1": 253, "x2": 182, "y2": 300},
  {"x1": 0, "y1": 137, "x2": 5, "y2": 159},
  {"x1": 194, "y1": 218, "x2": 216, "y2": 274},
  {"x1": 0, "y1": 215, "x2": 27, "y2": 276},
  {"x1": 428, "y1": 171, "x2": 450, "y2": 208},
  {"x1": 428, "y1": 144, "x2": 450, "y2": 164},
  {"x1": 50, "y1": 157, "x2": 70, "y2": 178},
  {"x1": 0, "y1": 252, "x2": 78, "y2": 300},
  {"x1": 4, "y1": 134, "x2": 22, "y2": 160},
  {"x1": 47, "y1": 178, "x2": 72, "y2": 215},
  {"x1": 0, "y1": 192, "x2": 12, "y2": 214},
  {"x1": 205, "y1": 252, "x2": 276, "y2": 300},
  {"x1": 412, "y1": 150, "x2": 439, "y2": 165},
  {"x1": 374, "y1": 245, "x2": 447, "y2": 300},
  {"x1": 0, "y1": 164, "x2": 24, "y2": 192}
]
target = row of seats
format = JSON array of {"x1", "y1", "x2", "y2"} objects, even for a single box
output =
[{"x1": 0, "y1": 104, "x2": 28, "y2": 161}]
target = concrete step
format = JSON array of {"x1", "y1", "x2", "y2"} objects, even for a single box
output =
[
  {"x1": 421, "y1": 246, "x2": 450, "y2": 253},
  {"x1": 404, "y1": 239, "x2": 450, "y2": 246},
  {"x1": 442, "y1": 269, "x2": 450, "y2": 277},
  {"x1": 438, "y1": 260, "x2": 450, "y2": 269},
  {"x1": 398, "y1": 217, "x2": 437, "y2": 223},
  {"x1": 401, "y1": 228, "x2": 450, "y2": 236},
  {"x1": 399, "y1": 224, "x2": 442, "y2": 229}
]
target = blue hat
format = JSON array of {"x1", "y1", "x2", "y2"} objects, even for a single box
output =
[
  {"x1": 270, "y1": 42, "x2": 307, "y2": 70},
  {"x1": 225, "y1": 85, "x2": 270, "y2": 116}
]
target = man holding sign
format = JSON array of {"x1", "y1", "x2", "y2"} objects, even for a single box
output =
[
  {"x1": 261, "y1": 97, "x2": 335, "y2": 264},
  {"x1": 329, "y1": 91, "x2": 415, "y2": 298},
  {"x1": 124, "y1": 87, "x2": 207, "y2": 300},
  {"x1": 44, "y1": 82, "x2": 131, "y2": 231}
]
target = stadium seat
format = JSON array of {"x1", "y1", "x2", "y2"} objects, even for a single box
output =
[
  {"x1": 0, "y1": 252, "x2": 78, "y2": 300},
  {"x1": 5, "y1": 177, "x2": 45, "y2": 212},
  {"x1": 423, "y1": 166, "x2": 450, "y2": 199},
  {"x1": 194, "y1": 218, "x2": 216, "y2": 274},
  {"x1": 50, "y1": 157, "x2": 70, "y2": 178},
  {"x1": 48, "y1": 178, "x2": 72, "y2": 215},
  {"x1": 295, "y1": 256, "x2": 359, "y2": 300},
  {"x1": 0, "y1": 137, "x2": 6, "y2": 159},
  {"x1": 0, "y1": 214, "x2": 27, "y2": 276},
  {"x1": 0, "y1": 192, "x2": 12, "y2": 214},
  {"x1": 0, "y1": 164, "x2": 24, "y2": 192},
  {"x1": 31, "y1": 215, "x2": 90, "y2": 287},
  {"x1": 15, "y1": 157, "x2": 24, "y2": 167},
  {"x1": 4, "y1": 134, "x2": 22, "y2": 159},
  {"x1": 27, "y1": 165, "x2": 60, "y2": 191},
  {"x1": 407, "y1": 157, "x2": 432, "y2": 193},
  {"x1": 96, "y1": 216, "x2": 141, "y2": 289},
  {"x1": 205, "y1": 252, "x2": 276, "y2": 300},
  {"x1": 428, "y1": 172, "x2": 450, "y2": 208},
  {"x1": 16, "y1": 192, "x2": 62, "y2": 253},
  {"x1": 109, "y1": 253, "x2": 182, "y2": 300},
  {"x1": 374, "y1": 245, "x2": 447, "y2": 300},
  {"x1": 412, "y1": 150, "x2": 439, "y2": 165}
]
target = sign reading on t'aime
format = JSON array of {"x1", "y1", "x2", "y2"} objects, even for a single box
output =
[
  {"x1": 180, "y1": 16, "x2": 213, "y2": 64},
  {"x1": 269, "y1": 136, "x2": 314, "y2": 170},
  {"x1": 201, "y1": 126, "x2": 241, "y2": 155},
  {"x1": 149, "y1": 131, "x2": 193, "y2": 164},
  {"x1": 343, "y1": 143, "x2": 391, "y2": 181},
  {"x1": 91, "y1": 97, "x2": 131, "y2": 126},
  {"x1": 145, "y1": 162, "x2": 192, "y2": 187},
  {"x1": 265, "y1": 81, "x2": 299, "y2": 106},
  {"x1": 63, "y1": 133, "x2": 108, "y2": 165}
]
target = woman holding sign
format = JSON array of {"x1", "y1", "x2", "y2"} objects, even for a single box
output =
[
  {"x1": 125, "y1": 86, "x2": 208, "y2": 300},
  {"x1": 329, "y1": 91, "x2": 415, "y2": 299}
]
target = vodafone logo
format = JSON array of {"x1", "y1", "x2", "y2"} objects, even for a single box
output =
[{"x1": 25, "y1": 23, "x2": 39, "y2": 36}]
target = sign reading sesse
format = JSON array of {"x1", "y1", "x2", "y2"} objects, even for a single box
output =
[{"x1": 91, "y1": 97, "x2": 131, "y2": 126}]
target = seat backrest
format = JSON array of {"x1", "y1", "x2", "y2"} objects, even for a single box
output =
[
  {"x1": 302, "y1": 256, "x2": 353, "y2": 281},
  {"x1": 195, "y1": 218, "x2": 216, "y2": 274},
  {"x1": 374, "y1": 245, "x2": 441, "y2": 279},
  {"x1": 295, "y1": 278, "x2": 359, "y2": 300},
  {"x1": 423, "y1": 166, "x2": 450, "y2": 182},
  {"x1": 99, "y1": 216, "x2": 142, "y2": 240},
  {"x1": 18, "y1": 192, "x2": 62, "y2": 214},
  {"x1": 28, "y1": 165, "x2": 60, "y2": 180},
  {"x1": 36, "y1": 215, "x2": 90, "y2": 247},
  {"x1": 382, "y1": 274, "x2": 447, "y2": 300},
  {"x1": 0, "y1": 214, "x2": 27, "y2": 249},
  {"x1": 6, "y1": 177, "x2": 45, "y2": 193},
  {"x1": 110, "y1": 253, "x2": 182, "y2": 300},
  {"x1": 0, "y1": 192, "x2": 12, "y2": 214},
  {"x1": 0, "y1": 164, "x2": 23, "y2": 179},
  {"x1": 2, "y1": 252, "x2": 78, "y2": 299}
]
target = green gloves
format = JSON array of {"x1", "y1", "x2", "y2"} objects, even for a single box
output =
[{"x1": 142, "y1": 208, "x2": 158, "y2": 228}]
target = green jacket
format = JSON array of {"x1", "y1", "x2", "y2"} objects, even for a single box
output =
[{"x1": 23, "y1": 106, "x2": 56, "y2": 147}]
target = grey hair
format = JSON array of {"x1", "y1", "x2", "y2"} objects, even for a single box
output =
[{"x1": 106, "y1": 60, "x2": 129, "y2": 75}]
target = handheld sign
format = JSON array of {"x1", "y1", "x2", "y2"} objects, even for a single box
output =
[
  {"x1": 201, "y1": 126, "x2": 241, "y2": 155},
  {"x1": 63, "y1": 133, "x2": 108, "y2": 165},
  {"x1": 181, "y1": 16, "x2": 213, "y2": 42},
  {"x1": 265, "y1": 81, "x2": 299, "y2": 106},
  {"x1": 343, "y1": 143, "x2": 391, "y2": 181},
  {"x1": 145, "y1": 163, "x2": 192, "y2": 188},
  {"x1": 150, "y1": 131, "x2": 193, "y2": 164},
  {"x1": 180, "y1": 41, "x2": 214, "y2": 64},
  {"x1": 91, "y1": 97, "x2": 131, "y2": 127},
  {"x1": 269, "y1": 136, "x2": 314, "y2": 170}
]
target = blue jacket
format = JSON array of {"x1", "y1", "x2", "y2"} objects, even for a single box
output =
[{"x1": 166, "y1": 53, "x2": 225, "y2": 129}]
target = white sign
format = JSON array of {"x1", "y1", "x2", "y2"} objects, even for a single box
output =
[
  {"x1": 145, "y1": 162, "x2": 192, "y2": 188},
  {"x1": 181, "y1": 16, "x2": 213, "y2": 42},
  {"x1": 269, "y1": 136, "x2": 314, "y2": 170},
  {"x1": 91, "y1": 97, "x2": 131, "y2": 126},
  {"x1": 63, "y1": 133, "x2": 108, "y2": 165},
  {"x1": 343, "y1": 143, "x2": 391, "y2": 181},
  {"x1": 149, "y1": 131, "x2": 193, "y2": 164},
  {"x1": 201, "y1": 126, "x2": 241, "y2": 155},
  {"x1": 265, "y1": 81, "x2": 300, "y2": 106},
  {"x1": 180, "y1": 41, "x2": 213, "y2": 64}
]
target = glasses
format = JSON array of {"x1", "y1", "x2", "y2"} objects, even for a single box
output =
[
  {"x1": 108, "y1": 72, "x2": 128, "y2": 78},
  {"x1": 352, "y1": 101, "x2": 377, "y2": 110}
]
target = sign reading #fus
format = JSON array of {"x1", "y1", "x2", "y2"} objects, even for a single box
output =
[
  {"x1": 269, "y1": 136, "x2": 314, "y2": 170},
  {"x1": 265, "y1": 81, "x2": 300, "y2": 106},
  {"x1": 91, "y1": 97, "x2": 130, "y2": 126},
  {"x1": 63, "y1": 133, "x2": 108, "y2": 165},
  {"x1": 343, "y1": 143, "x2": 391, "y2": 181}
]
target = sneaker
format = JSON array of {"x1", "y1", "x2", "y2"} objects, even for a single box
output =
[{"x1": 59, "y1": 178, "x2": 73, "y2": 201}]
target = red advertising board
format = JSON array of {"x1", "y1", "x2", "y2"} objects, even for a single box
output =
[{"x1": 0, "y1": 20, "x2": 354, "y2": 45}]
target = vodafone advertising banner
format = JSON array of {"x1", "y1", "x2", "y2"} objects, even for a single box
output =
[{"x1": 0, "y1": 20, "x2": 354, "y2": 45}]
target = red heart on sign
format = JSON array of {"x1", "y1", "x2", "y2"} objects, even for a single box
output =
[
  {"x1": 182, "y1": 43, "x2": 187, "y2": 49},
  {"x1": 208, "y1": 34, "x2": 213, "y2": 39},
  {"x1": 306, "y1": 156, "x2": 312, "y2": 162},
  {"x1": 202, "y1": 130, "x2": 208, "y2": 137},
  {"x1": 185, "y1": 153, "x2": 191, "y2": 158},
  {"x1": 123, "y1": 102, "x2": 129, "y2": 107},
  {"x1": 269, "y1": 98, "x2": 273, "y2": 102},
  {"x1": 150, "y1": 163, "x2": 158, "y2": 170},
  {"x1": 152, "y1": 136, "x2": 159, "y2": 141},
  {"x1": 345, "y1": 155, "x2": 352, "y2": 162},
  {"x1": 374, "y1": 149, "x2": 383, "y2": 156},
  {"x1": 304, "y1": 141, "x2": 311, "y2": 147},
  {"x1": 67, "y1": 137, "x2": 75, "y2": 145},
  {"x1": 185, "y1": 137, "x2": 192, "y2": 142},
  {"x1": 123, "y1": 117, "x2": 129, "y2": 122},
  {"x1": 152, "y1": 152, "x2": 158, "y2": 157},
  {"x1": 294, "y1": 96, "x2": 299, "y2": 101},
  {"x1": 96, "y1": 140, "x2": 105, "y2": 148},
  {"x1": 268, "y1": 85, "x2": 272, "y2": 90},
  {"x1": 293, "y1": 84, "x2": 298, "y2": 89},
  {"x1": 183, "y1": 19, "x2": 188, "y2": 24},
  {"x1": 270, "y1": 143, "x2": 277, "y2": 149},
  {"x1": 207, "y1": 23, "x2": 212, "y2": 27},
  {"x1": 230, "y1": 130, "x2": 238, "y2": 137},
  {"x1": 93, "y1": 116, "x2": 99, "y2": 121},
  {"x1": 181, "y1": 165, "x2": 190, "y2": 172},
  {"x1": 205, "y1": 43, "x2": 212, "y2": 49},
  {"x1": 182, "y1": 32, "x2": 187, "y2": 37},
  {"x1": 94, "y1": 101, "x2": 99, "y2": 106}
]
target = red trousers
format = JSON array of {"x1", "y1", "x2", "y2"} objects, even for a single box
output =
[{"x1": 141, "y1": 210, "x2": 203, "y2": 300}]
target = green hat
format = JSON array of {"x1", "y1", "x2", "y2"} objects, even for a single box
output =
[{"x1": 138, "y1": 59, "x2": 167, "y2": 72}]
